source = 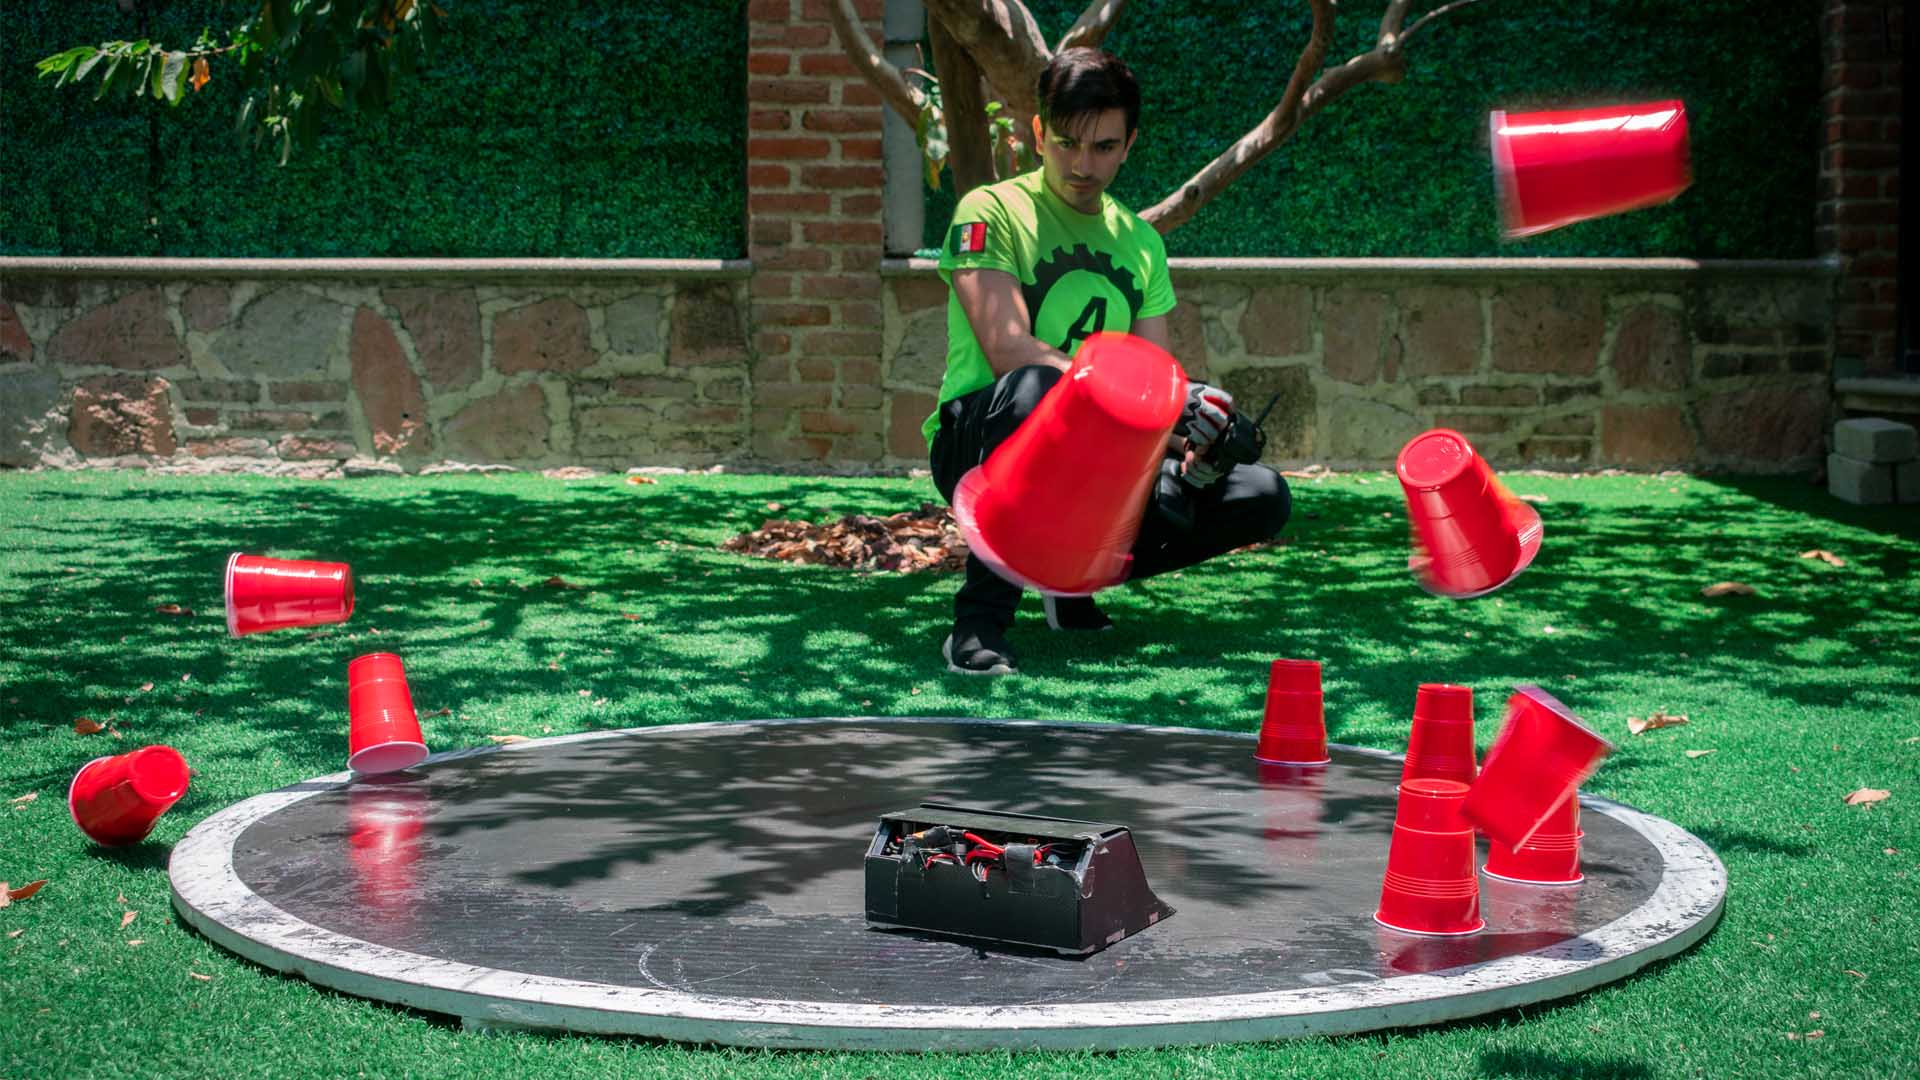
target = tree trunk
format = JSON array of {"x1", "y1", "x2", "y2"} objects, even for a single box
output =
[{"x1": 929, "y1": 17, "x2": 995, "y2": 195}]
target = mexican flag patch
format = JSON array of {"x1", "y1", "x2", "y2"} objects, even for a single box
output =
[{"x1": 950, "y1": 221, "x2": 987, "y2": 255}]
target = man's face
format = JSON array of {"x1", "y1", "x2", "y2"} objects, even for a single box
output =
[{"x1": 1031, "y1": 108, "x2": 1136, "y2": 214}]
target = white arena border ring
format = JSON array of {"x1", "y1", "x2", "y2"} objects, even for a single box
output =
[{"x1": 169, "y1": 716, "x2": 1728, "y2": 1052}]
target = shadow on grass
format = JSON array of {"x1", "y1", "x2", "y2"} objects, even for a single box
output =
[
  {"x1": 4, "y1": 473, "x2": 1918, "y2": 795},
  {"x1": 1478, "y1": 1047, "x2": 1653, "y2": 1078}
]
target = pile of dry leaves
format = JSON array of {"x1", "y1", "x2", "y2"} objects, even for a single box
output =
[{"x1": 722, "y1": 503, "x2": 968, "y2": 574}]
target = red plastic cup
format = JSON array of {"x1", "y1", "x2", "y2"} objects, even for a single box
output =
[
  {"x1": 1491, "y1": 100, "x2": 1692, "y2": 238},
  {"x1": 1396, "y1": 429, "x2": 1543, "y2": 599},
  {"x1": 68, "y1": 745, "x2": 191, "y2": 846},
  {"x1": 347, "y1": 653, "x2": 429, "y2": 775},
  {"x1": 1255, "y1": 658, "x2": 1330, "y2": 766},
  {"x1": 1375, "y1": 778, "x2": 1485, "y2": 936},
  {"x1": 1401, "y1": 683, "x2": 1477, "y2": 786},
  {"x1": 1462, "y1": 686, "x2": 1613, "y2": 852},
  {"x1": 1485, "y1": 792, "x2": 1584, "y2": 885},
  {"x1": 226, "y1": 553, "x2": 355, "y2": 637},
  {"x1": 951, "y1": 332, "x2": 1185, "y2": 596}
]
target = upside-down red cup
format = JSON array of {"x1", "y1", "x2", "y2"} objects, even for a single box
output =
[
  {"x1": 951, "y1": 332, "x2": 1185, "y2": 596},
  {"x1": 68, "y1": 744, "x2": 191, "y2": 846},
  {"x1": 1396, "y1": 429, "x2": 1542, "y2": 599},
  {"x1": 346, "y1": 653, "x2": 429, "y2": 775},
  {"x1": 1402, "y1": 683, "x2": 1478, "y2": 786},
  {"x1": 226, "y1": 553, "x2": 355, "y2": 637},
  {"x1": 1375, "y1": 777, "x2": 1485, "y2": 936},
  {"x1": 1462, "y1": 686, "x2": 1613, "y2": 852},
  {"x1": 1484, "y1": 793, "x2": 1585, "y2": 885},
  {"x1": 1255, "y1": 658, "x2": 1330, "y2": 766},
  {"x1": 1491, "y1": 100, "x2": 1692, "y2": 239}
]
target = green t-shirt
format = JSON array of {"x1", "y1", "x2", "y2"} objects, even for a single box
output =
[{"x1": 923, "y1": 168, "x2": 1177, "y2": 446}]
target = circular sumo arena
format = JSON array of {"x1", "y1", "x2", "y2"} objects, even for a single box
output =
[{"x1": 169, "y1": 717, "x2": 1725, "y2": 1051}]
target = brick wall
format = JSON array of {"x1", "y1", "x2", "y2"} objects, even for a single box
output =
[
  {"x1": 745, "y1": 0, "x2": 891, "y2": 465},
  {"x1": 1820, "y1": 0, "x2": 1904, "y2": 375}
]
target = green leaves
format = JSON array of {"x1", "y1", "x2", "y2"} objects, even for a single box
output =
[{"x1": 34, "y1": 1, "x2": 448, "y2": 165}]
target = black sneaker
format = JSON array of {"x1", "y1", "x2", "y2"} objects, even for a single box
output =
[
  {"x1": 1042, "y1": 595, "x2": 1115, "y2": 632},
  {"x1": 942, "y1": 623, "x2": 1019, "y2": 676}
]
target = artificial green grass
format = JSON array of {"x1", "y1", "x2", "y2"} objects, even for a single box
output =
[{"x1": 1, "y1": 469, "x2": 1915, "y2": 1079}]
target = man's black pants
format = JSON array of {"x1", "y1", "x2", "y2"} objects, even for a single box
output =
[{"x1": 928, "y1": 364, "x2": 1292, "y2": 632}]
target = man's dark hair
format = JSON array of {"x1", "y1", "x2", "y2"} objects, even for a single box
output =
[{"x1": 1036, "y1": 48, "x2": 1140, "y2": 139}]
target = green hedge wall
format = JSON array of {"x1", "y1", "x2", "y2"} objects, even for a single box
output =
[
  {"x1": 1, "y1": 1, "x2": 746, "y2": 257},
  {"x1": 923, "y1": 0, "x2": 1823, "y2": 258}
]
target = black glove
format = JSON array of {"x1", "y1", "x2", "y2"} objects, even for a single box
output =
[{"x1": 1178, "y1": 382, "x2": 1234, "y2": 456}]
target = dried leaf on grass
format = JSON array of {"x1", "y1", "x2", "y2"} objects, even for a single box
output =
[
  {"x1": 1518, "y1": 493, "x2": 1552, "y2": 503},
  {"x1": 1628, "y1": 710, "x2": 1689, "y2": 735},
  {"x1": 424, "y1": 707, "x2": 451, "y2": 719},
  {"x1": 487, "y1": 735, "x2": 531, "y2": 745},
  {"x1": 1279, "y1": 464, "x2": 1329, "y2": 479},
  {"x1": 126, "y1": 939, "x2": 144, "y2": 947},
  {"x1": 139, "y1": 682, "x2": 153, "y2": 693},
  {"x1": 73, "y1": 717, "x2": 105, "y2": 736},
  {"x1": 625, "y1": 475, "x2": 658, "y2": 486},
  {"x1": 541, "y1": 576, "x2": 586, "y2": 590},
  {"x1": 154, "y1": 604, "x2": 195, "y2": 616},
  {"x1": 722, "y1": 503, "x2": 969, "y2": 575},
  {"x1": 10, "y1": 793, "x2": 37, "y2": 807},
  {"x1": 1844, "y1": 788, "x2": 1891, "y2": 806},
  {"x1": 2, "y1": 880, "x2": 49, "y2": 906},
  {"x1": 120, "y1": 910, "x2": 137, "y2": 930},
  {"x1": 1685, "y1": 749, "x2": 1717, "y2": 759},
  {"x1": 1799, "y1": 549, "x2": 1846, "y2": 567},
  {"x1": 190, "y1": 971, "x2": 213, "y2": 981},
  {"x1": 7, "y1": 929, "x2": 21, "y2": 938},
  {"x1": 1701, "y1": 582, "x2": 1756, "y2": 598}
]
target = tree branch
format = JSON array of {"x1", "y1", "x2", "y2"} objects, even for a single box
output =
[
  {"x1": 930, "y1": 18, "x2": 996, "y2": 193},
  {"x1": 1141, "y1": 0, "x2": 1483, "y2": 233},
  {"x1": 1056, "y1": 0, "x2": 1127, "y2": 53},
  {"x1": 923, "y1": 0, "x2": 1051, "y2": 118},
  {"x1": 824, "y1": 0, "x2": 922, "y2": 128}
]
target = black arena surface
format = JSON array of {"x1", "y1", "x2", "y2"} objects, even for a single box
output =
[{"x1": 172, "y1": 718, "x2": 1725, "y2": 1049}]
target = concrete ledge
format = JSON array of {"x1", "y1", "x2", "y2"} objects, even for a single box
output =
[
  {"x1": 883, "y1": 256, "x2": 1839, "y2": 280},
  {"x1": 0, "y1": 257, "x2": 753, "y2": 282},
  {"x1": 1835, "y1": 376, "x2": 1920, "y2": 417}
]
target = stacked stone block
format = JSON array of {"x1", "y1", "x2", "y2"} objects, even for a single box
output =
[{"x1": 1828, "y1": 417, "x2": 1919, "y2": 504}]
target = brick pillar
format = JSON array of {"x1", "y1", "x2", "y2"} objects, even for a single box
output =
[
  {"x1": 745, "y1": 0, "x2": 890, "y2": 465},
  {"x1": 1819, "y1": 0, "x2": 1903, "y2": 375}
]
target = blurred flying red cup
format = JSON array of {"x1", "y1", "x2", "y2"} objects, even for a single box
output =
[
  {"x1": 1396, "y1": 429, "x2": 1542, "y2": 599},
  {"x1": 1401, "y1": 683, "x2": 1478, "y2": 787},
  {"x1": 226, "y1": 553, "x2": 355, "y2": 637},
  {"x1": 1491, "y1": 100, "x2": 1692, "y2": 239},
  {"x1": 346, "y1": 653, "x2": 429, "y2": 775},
  {"x1": 1374, "y1": 777, "x2": 1485, "y2": 936},
  {"x1": 69, "y1": 744, "x2": 191, "y2": 846},
  {"x1": 1255, "y1": 658, "x2": 1330, "y2": 766},
  {"x1": 1484, "y1": 793, "x2": 1585, "y2": 885},
  {"x1": 951, "y1": 332, "x2": 1185, "y2": 596},
  {"x1": 1463, "y1": 686, "x2": 1612, "y2": 852}
]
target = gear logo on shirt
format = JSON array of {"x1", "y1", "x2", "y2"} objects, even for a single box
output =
[{"x1": 1022, "y1": 244, "x2": 1147, "y2": 354}]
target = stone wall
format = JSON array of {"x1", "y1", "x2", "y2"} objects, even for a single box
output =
[
  {"x1": 0, "y1": 259, "x2": 1832, "y2": 475},
  {"x1": 0, "y1": 270, "x2": 752, "y2": 475},
  {"x1": 885, "y1": 261, "x2": 1836, "y2": 473}
]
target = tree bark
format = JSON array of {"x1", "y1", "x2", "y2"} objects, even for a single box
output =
[
  {"x1": 929, "y1": 17, "x2": 995, "y2": 194},
  {"x1": 922, "y1": 0, "x2": 1050, "y2": 118},
  {"x1": 1056, "y1": 0, "x2": 1126, "y2": 53},
  {"x1": 824, "y1": 0, "x2": 922, "y2": 128}
]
